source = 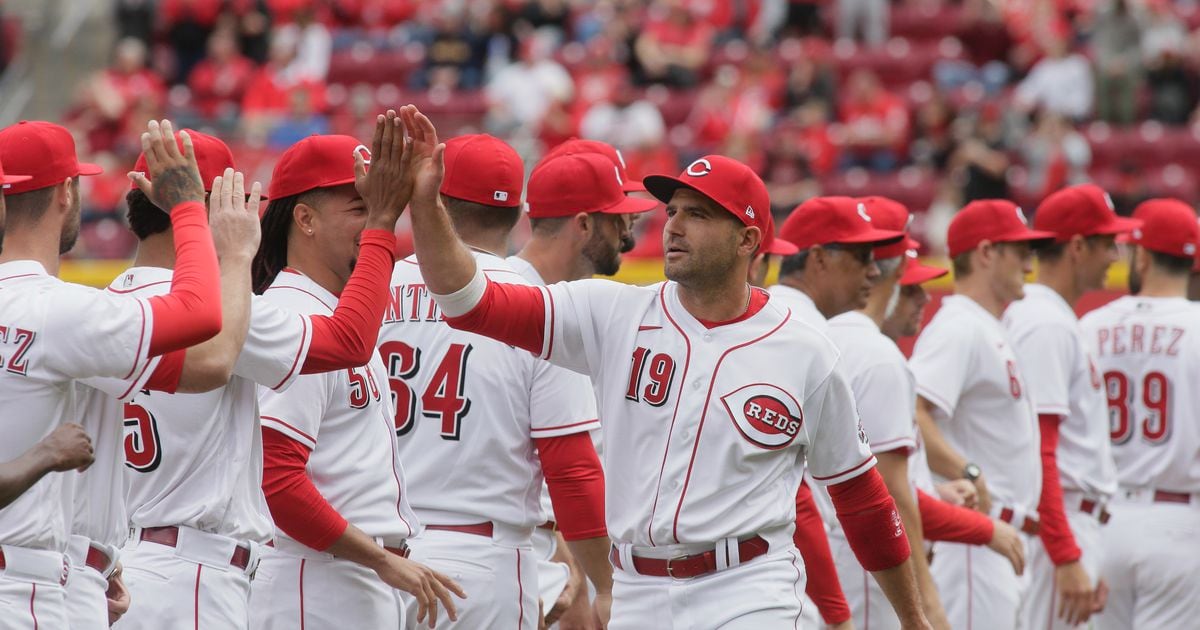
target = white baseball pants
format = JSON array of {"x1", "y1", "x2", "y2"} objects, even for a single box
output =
[
  {"x1": 1021, "y1": 506, "x2": 1104, "y2": 630},
  {"x1": 250, "y1": 547, "x2": 404, "y2": 630},
  {"x1": 399, "y1": 527, "x2": 538, "y2": 630},
  {"x1": 113, "y1": 540, "x2": 252, "y2": 630},
  {"x1": 1093, "y1": 497, "x2": 1200, "y2": 630},
  {"x1": 608, "y1": 547, "x2": 809, "y2": 630}
]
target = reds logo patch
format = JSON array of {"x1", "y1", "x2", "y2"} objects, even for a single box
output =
[{"x1": 721, "y1": 384, "x2": 804, "y2": 449}]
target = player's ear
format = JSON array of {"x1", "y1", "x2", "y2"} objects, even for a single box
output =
[
  {"x1": 293, "y1": 201, "x2": 316, "y2": 237},
  {"x1": 740, "y1": 225, "x2": 762, "y2": 258},
  {"x1": 573, "y1": 211, "x2": 592, "y2": 236}
]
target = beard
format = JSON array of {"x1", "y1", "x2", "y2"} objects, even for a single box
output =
[
  {"x1": 619, "y1": 233, "x2": 636, "y2": 253},
  {"x1": 664, "y1": 237, "x2": 739, "y2": 288},
  {"x1": 1128, "y1": 249, "x2": 1142, "y2": 295},
  {"x1": 59, "y1": 221, "x2": 79, "y2": 255},
  {"x1": 583, "y1": 231, "x2": 622, "y2": 276}
]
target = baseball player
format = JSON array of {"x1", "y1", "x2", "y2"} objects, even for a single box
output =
[
  {"x1": 511, "y1": 138, "x2": 649, "y2": 628},
  {"x1": 1004, "y1": 184, "x2": 1135, "y2": 629},
  {"x1": 826, "y1": 197, "x2": 1026, "y2": 630},
  {"x1": 104, "y1": 118, "x2": 420, "y2": 630},
  {"x1": 382, "y1": 137, "x2": 642, "y2": 629},
  {"x1": 910, "y1": 199, "x2": 1056, "y2": 630},
  {"x1": 0, "y1": 118, "x2": 223, "y2": 629},
  {"x1": 400, "y1": 106, "x2": 930, "y2": 628},
  {"x1": 0, "y1": 424, "x2": 93, "y2": 510},
  {"x1": 248, "y1": 122, "x2": 463, "y2": 630},
  {"x1": 1081, "y1": 198, "x2": 1200, "y2": 630}
]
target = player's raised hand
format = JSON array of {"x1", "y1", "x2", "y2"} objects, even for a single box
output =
[
  {"x1": 357, "y1": 109, "x2": 413, "y2": 231},
  {"x1": 208, "y1": 168, "x2": 263, "y2": 262},
  {"x1": 38, "y1": 423, "x2": 94, "y2": 472},
  {"x1": 128, "y1": 120, "x2": 206, "y2": 212},
  {"x1": 400, "y1": 104, "x2": 446, "y2": 213},
  {"x1": 374, "y1": 553, "x2": 466, "y2": 628},
  {"x1": 986, "y1": 519, "x2": 1024, "y2": 576}
]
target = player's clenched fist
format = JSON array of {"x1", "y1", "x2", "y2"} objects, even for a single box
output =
[
  {"x1": 38, "y1": 423, "x2": 94, "y2": 472},
  {"x1": 357, "y1": 108, "x2": 414, "y2": 231},
  {"x1": 208, "y1": 167, "x2": 263, "y2": 262},
  {"x1": 128, "y1": 119, "x2": 206, "y2": 212},
  {"x1": 373, "y1": 553, "x2": 466, "y2": 629},
  {"x1": 986, "y1": 518, "x2": 1025, "y2": 576}
]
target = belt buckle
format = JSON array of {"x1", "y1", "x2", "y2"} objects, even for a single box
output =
[{"x1": 665, "y1": 554, "x2": 690, "y2": 579}]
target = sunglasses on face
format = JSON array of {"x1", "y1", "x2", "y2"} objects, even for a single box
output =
[{"x1": 823, "y1": 243, "x2": 874, "y2": 266}]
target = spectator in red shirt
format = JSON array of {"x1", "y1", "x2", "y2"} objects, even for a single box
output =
[
  {"x1": 838, "y1": 69, "x2": 909, "y2": 171},
  {"x1": 188, "y1": 28, "x2": 256, "y2": 121},
  {"x1": 764, "y1": 101, "x2": 836, "y2": 213},
  {"x1": 242, "y1": 36, "x2": 327, "y2": 143},
  {"x1": 634, "y1": 0, "x2": 714, "y2": 87},
  {"x1": 161, "y1": 0, "x2": 223, "y2": 83},
  {"x1": 66, "y1": 37, "x2": 166, "y2": 154}
]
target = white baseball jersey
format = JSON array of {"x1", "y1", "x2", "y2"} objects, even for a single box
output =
[
  {"x1": 513, "y1": 279, "x2": 873, "y2": 547},
  {"x1": 768, "y1": 285, "x2": 829, "y2": 335},
  {"x1": 92, "y1": 267, "x2": 314, "y2": 544},
  {"x1": 506, "y1": 254, "x2": 603, "y2": 524},
  {"x1": 1080, "y1": 296, "x2": 1200, "y2": 492},
  {"x1": 909, "y1": 294, "x2": 1042, "y2": 512},
  {"x1": 258, "y1": 269, "x2": 418, "y2": 544},
  {"x1": 0, "y1": 260, "x2": 157, "y2": 551},
  {"x1": 1004, "y1": 284, "x2": 1117, "y2": 498},
  {"x1": 380, "y1": 253, "x2": 598, "y2": 528}
]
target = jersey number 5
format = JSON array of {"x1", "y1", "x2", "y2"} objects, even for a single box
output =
[
  {"x1": 379, "y1": 341, "x2": 473, "y2": 440},
  {"x1": 123, "y1": 402, "x2": 162, "y2": 473},
  {"x1": 1104, "y1": 370, "x2": 1171, "y2": 445}
]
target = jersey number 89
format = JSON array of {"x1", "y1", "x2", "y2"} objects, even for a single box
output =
[
  {"x1": 1104, "y1": 370, "x2": 1171, "y2": 445},
  {"x1": 379, "y1": 341, "x2": 473, "y2": 440}
]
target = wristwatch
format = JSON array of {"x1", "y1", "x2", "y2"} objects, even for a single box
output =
[{"x1": 962, "y1": 462, "x2": 982, "y2": 482}]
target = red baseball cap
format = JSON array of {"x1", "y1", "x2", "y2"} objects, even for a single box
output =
[
  {"x1": 644, "y1": 155, "x2": 771, "y2": 238},
  {"x1": 1034, "y1": 183, "x2": 1141, "y2": 243},
  {"x1": 268, "y1": 134, "x2": 367, "y2": 200},
  {"x1": 900, "y1": 242, "x2": 948, "y2": 285},
  {"x1": 1127, "y1": 198, "x2": 1199, "y2": 260},
  {"x1": 0, "y1": 121, "x2": 102, "y2": 195},
  {"x1": 859, "y1": 196, "x2": 914, "y2": 258},
  {"x1": 779, "y1": 196, "x2": 905, "y2": 251},
  {"x1": 527, "y1": 153, "x2": 659, "y2": 219},
  {"x1": 131, "y1": 129, "x2": 236, "y2": 193},
  {"x1": 946, "y1": 200, "x2": 1056, "y2": 257},
  {"x1": 441, "y1": 134, "x2": 524, "y2": 208},
  {"x1": 0, "y1": 158, "x2": 31, "y2": 189},
  {"x1": 539, "y1": 138, "x2": 646, "y2": 193},
  {"x1": 762, "y1": 212, "x2": 799, "y2": 256}
]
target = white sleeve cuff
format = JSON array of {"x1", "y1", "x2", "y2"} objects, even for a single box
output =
[{"x1": 431, "y1": 266, "x2": 487, "y2": 318}]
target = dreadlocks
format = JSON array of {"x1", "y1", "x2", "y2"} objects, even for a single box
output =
[{"x1": 253, "y1": 191, "x2": 307, "y2": 293}]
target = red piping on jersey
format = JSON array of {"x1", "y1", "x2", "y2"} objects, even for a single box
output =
[
  {"x1": 124, "y1": 300, "x2": 149, "y2": 380},
  {"x1": 638, "y1": 325, "x2": 661, "y2": 332},
  {"x1": 516, "y1": 550, "x2": 525, "y2": 630},
  {"x1": 811, "y1": 455, "x2": 875, "y2": 482},
  {"x1": 261, "y1": 416, "x2": 316, "y2": 446},
  {"x1": 193, "y1": 564, "x2": 202, "y2": 630},
  {"x1": 867, "y1": 436, "x2": 917, "y2": 453},
  {"x1": 645, "y1": 284, "x2": 693, "y2": 546},
  {"x1": 0, "y1": 273, "x2": 38, "y2": 283},
  {"x1": 120, "y1": 357, "x2": 156, "y2": 400},
  {"x1": 29, "y1": 583, "x2": 37, "y2": 630},
  {"x1": 266, "y1": 285, "x2": 335, "y2": 314},
  {"x1": 671, "y1": 307, "x2": 790, "y2": 543},
  {"x1": 790, "y1": 552, "x2": 803, "y2": 630},
  {"x1": 106, "y1": 280, "x2": 171, "y2": 295},
  {"x1": 271, "y1": 314, "x2": 309, "y2": 390},
  {"x1": 385, "y1": 408, "x2": 413, "y2": 535},
  {"x1": 543, "y1": 287, "x2": 557, "y2": 360},
  {"x1": 299, "y1": 558, "x2": 307, "y2": 630},
  {"x1": 529, "y1": 419, "x2": 600, "y2": 433}
]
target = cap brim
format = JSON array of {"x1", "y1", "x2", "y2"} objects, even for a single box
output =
[
  {"x1": 765, "y1": 237, "x2": 800, "y2": 256},
  {"x1": 643, "y1": 174, "x2": 689, "y2": 206},
  {"x1": 901, "y1": 262, "x2": 949, "y2": 285},
  {"x1": 77, "y1": 162, "x2": 103, "y2": 176},
  {"x1": 1088, "y1": 216, "x2": 1142, "y2": 237},
  {"x1": 1, "y1": 174, "x2": 32, "y2": 186},
  {"x1": 834, "y1": 228, "x2": 907, "y2": 247},
  {"x1": 622, "y1": 179, "x2": 647, "y2": 193},
  {"x1": 598, "y1": 193, "x2": 660, "y2": 215},
  {"x1": 994, "y1": 227, "x2": 1058, "y2": 248}
]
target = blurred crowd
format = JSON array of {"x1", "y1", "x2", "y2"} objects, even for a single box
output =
[{"x1": 14, "y1": 0, "x2": 1200, "y2": 258}]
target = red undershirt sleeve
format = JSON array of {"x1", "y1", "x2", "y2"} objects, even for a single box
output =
[
  {"x1": 261, "y1": 426, "x2": 348, "y2": 551},
  {"x1": 301, "y1": 230, "x2": 397, "y2": 373},
  {"x1": 793, "y1": 480, "x2": 852, "y2": 625},
  {"x1": 146, "y1": 201, "x2": 222, "y2": 357},
  {"x1": 827, "y1": 467, "x2": 911, "y2": 571},
  {"x1": 535, "y1": 433, "x2": 607, "y2": 541},
  {"x1": 142, "y1": 349, "x2": 185, "y2": 393},
  {"x1": 1037, "y1": 413, "x2": 1082, "y2": 565},
  {"x1": 444, "y1": 280, "x2": 547, "y2": 356},
  {"x1": 916, "y1": 488, "x2": 994, "y2": 545}
]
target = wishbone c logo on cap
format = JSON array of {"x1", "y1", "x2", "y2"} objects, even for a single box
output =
[
  {"x1": 353, "y1": 144, "x2": 372, "y2": 165},
  {"x1": 686, "y1": 158, "x2": 713, "y2": 177},
  {"x1": 613, "y1": 165, "x2": 624, "y2": 186},
  {"x1": 1015, "y1": 206, "x2": 1028, "y2": 224},
  {"x1": 857, "y1": 202, "x2": 872, "y2": 223}
]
